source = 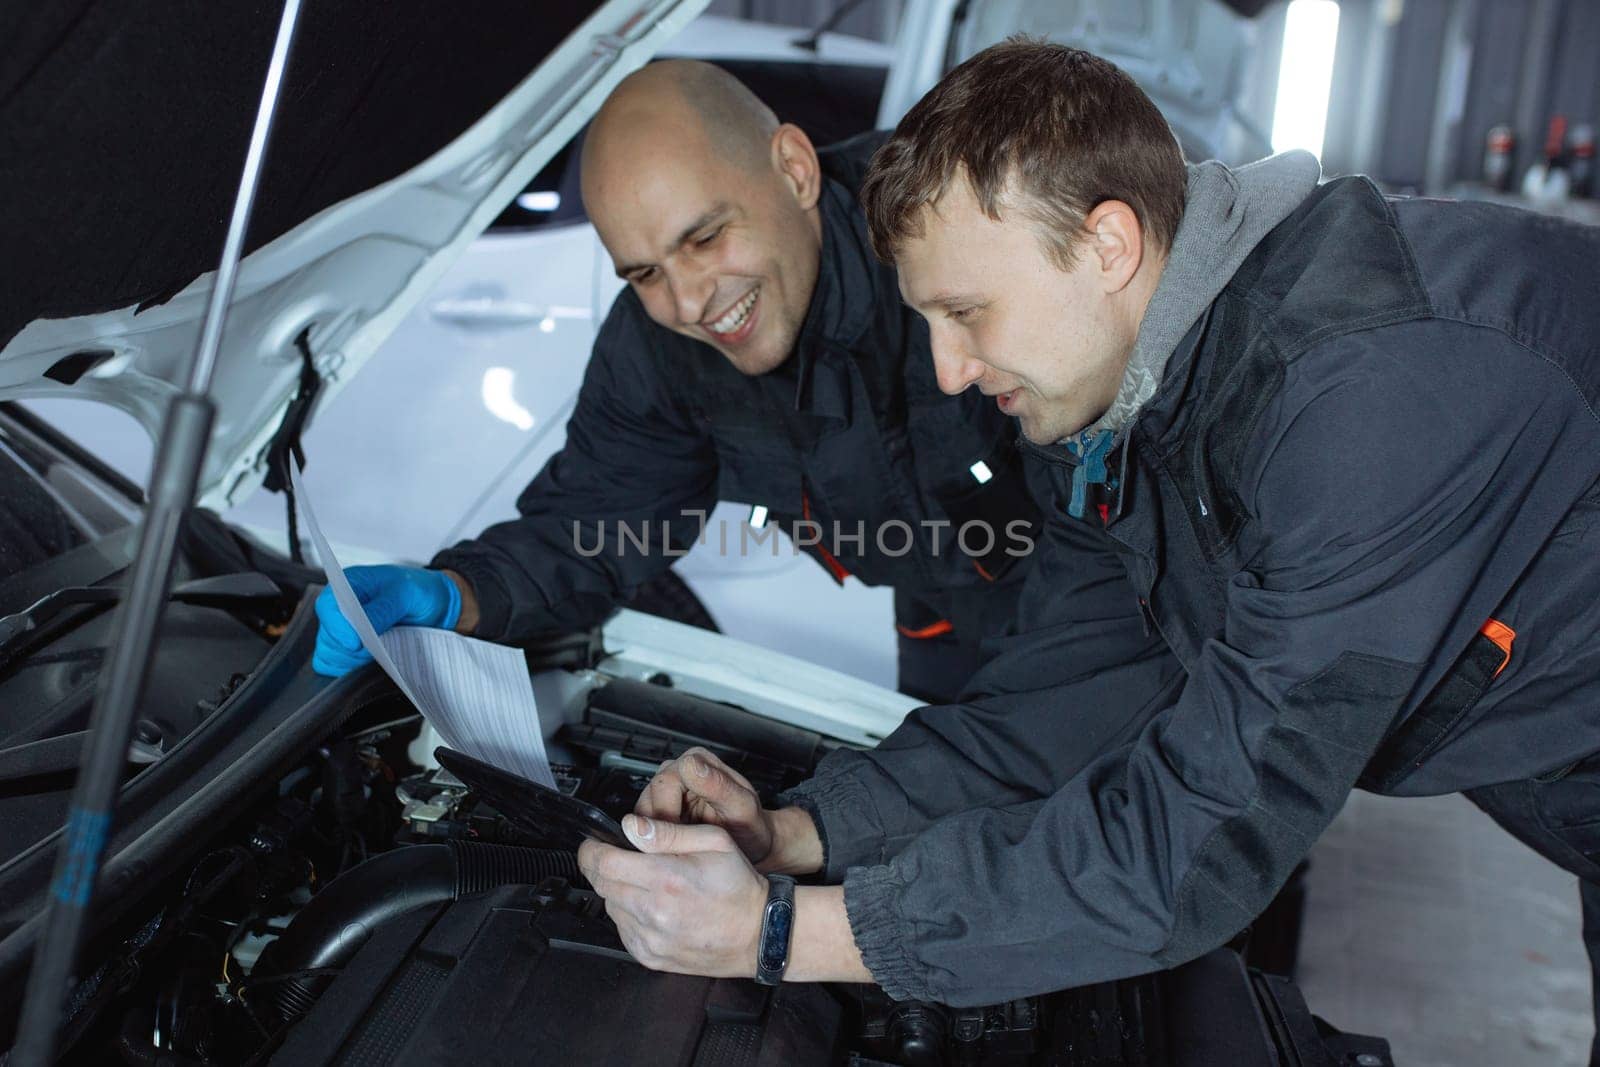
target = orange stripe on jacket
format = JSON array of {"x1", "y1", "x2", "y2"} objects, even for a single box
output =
[
  {"x1": 801, "y1": 493, "x2": 850, "y2": 583},
  {"x1": 1480, "y1": 618, "x2": 1515, "y2": 678},
  {"x1": 897, "y1": 619, "x2": 954, "y2": 640}
]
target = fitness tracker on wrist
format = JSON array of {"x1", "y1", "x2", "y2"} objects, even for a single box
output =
[{"x1": 754, "y1": 874, "x2": 797, "y2": 986}]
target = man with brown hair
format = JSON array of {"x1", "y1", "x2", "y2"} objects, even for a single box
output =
[{"x1": 577, "y1": 39, "x2": 1600, "y2": 1042}]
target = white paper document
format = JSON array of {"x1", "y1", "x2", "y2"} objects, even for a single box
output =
[{"x1": 290, "y1": 463, "x2": 556, "y2": 787}]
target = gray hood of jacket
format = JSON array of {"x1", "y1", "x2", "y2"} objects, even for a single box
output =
[{"x1": 1083, "y1": 151, "x2": 1323, "y2": 437}]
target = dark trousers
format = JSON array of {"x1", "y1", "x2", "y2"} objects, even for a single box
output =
[{"x1": 1466, "y1": 751, "x2": 1600, "y2": 1066}]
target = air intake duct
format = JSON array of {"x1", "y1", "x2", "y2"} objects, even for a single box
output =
[{"x1": 252, "y1": 841, "x2": 577, "y2": 1022}]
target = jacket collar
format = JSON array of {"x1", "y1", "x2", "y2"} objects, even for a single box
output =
[
  {"x1": 1024, "y1": 314, "x2": 1209, "y2": 521},
  {"x1": 789, "y1": 177, "x2": 881, "y2": 413},
  {"x1": 1082, "y1": 152, "x2": 1321, "y2": 439}
]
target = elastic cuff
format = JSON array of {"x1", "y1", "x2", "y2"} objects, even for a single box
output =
[
  {"x1": 430, "y1": 554, "x2": 510, "y2": 638},
  {"x1": 778, "y1": 770, "x2": 881, "y2": 883},
  {"x1": 843, "y1": 864, "x2": 926, "y2": 1002},
  {"x1": 435, "y1": 569, "x2": 463, "y2": 631}
]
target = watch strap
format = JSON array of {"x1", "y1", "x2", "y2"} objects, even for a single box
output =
[{"x1": 754, "y1": 874, "x2": 797, "y2": 985}]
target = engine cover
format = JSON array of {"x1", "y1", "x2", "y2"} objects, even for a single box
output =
[{"x1": 268, "y1": 878, "x2": 842, "y2": 1066}]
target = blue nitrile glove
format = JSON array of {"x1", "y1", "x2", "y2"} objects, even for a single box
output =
[{"x1": 313, "y1": 565, "x2": 462, "y2": 677}]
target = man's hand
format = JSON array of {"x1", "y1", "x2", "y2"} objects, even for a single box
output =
[
  {"x1": 635, "y1": 748, "x2": 822, "y2": 874},
  {"x1": 312, "y1": 566, "x2": 477, "y2": 676},
  {"x1": 636, "y1": 748, "x2": 772, "y2": 861},
  {"x1": 577, "y1": 815, "x2": 767, "y2": 977}
]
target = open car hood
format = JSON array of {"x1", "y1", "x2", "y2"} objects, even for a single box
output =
[{"x1": 0, "y1": 0, "x2": 706, "y2": 508}]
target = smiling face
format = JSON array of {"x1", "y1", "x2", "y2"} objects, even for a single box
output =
[
  {"x1": 582, "y1": 69, "x2": 823, "y2": 377},
  {"x1": 896, "y1": 175, "x2": 1154, "y2": 444}
]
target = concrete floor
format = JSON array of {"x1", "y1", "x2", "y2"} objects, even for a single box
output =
[{"x1": 1297, "y1": 791, "x2": 1594, "y2": 1066}]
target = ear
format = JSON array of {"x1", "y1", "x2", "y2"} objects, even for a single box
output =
[
  {"x1": 771, "y1": 123, "x2": 822, "y2": 210},
  {"x1": 1083, "y1": 200, "x2": 1145, "y2": 294}
]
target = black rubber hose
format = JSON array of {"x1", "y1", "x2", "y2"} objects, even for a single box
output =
[{"x1": 253, "y1": 841, "x2": 578, "y2": 1021}]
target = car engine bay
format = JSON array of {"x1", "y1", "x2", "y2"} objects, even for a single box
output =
[
  {"x1": 0, "y1": 410, "x2": 1393, "y2": 1065},
  {"x1": 0, "y1": 591, "x2": 1392, "y2": 1065}
]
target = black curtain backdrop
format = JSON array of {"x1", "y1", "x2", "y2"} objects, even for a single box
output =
[{"x1": 0, "y1": 2, "x2": 597, "y2": 349}]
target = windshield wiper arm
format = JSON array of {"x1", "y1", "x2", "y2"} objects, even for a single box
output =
[{"x1": 0, "y1": 571, "x2": 281, "y2": 671}]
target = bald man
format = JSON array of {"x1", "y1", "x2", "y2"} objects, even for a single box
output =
[{"x1": 311, "y1": 61, "x2": 1042, "y2": 704}]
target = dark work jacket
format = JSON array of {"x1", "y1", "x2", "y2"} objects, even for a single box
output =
[
  {"x1": 784, "y1": 178, "x2": 1600, "y2": 1003},
  {"x1": 432, "y1": 133, "x2": 1039, "y2": 659}
]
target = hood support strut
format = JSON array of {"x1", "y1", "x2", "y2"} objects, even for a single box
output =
[{"x1": 11, "y1": 2, "x2": 306, "y2": 1062}]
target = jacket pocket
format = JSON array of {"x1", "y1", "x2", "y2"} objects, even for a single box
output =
[
  {"x1": 1359, "y1": 620, "x2": 1514, "y2": 792},
  {"x1": 931, "y1": 440, "x2": 1041, "y2": 581},
  {"x1": 1532, "y1": 750, "x2": 1600, "y2": 830},
  {"x1": 1523, "y1": 750, "x2": 1600, "y2": 875},
  {"x1": 707, "y1": 416, "x2": 801, "y2": 510}
]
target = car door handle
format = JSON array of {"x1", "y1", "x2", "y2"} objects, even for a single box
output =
[{"x1": 429, "y1": 297, "x2": 545, "y2": 329}]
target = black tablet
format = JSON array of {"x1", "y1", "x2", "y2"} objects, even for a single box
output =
[{"x1": 434, "y1": 746, "x2": 637, "y2": 852}]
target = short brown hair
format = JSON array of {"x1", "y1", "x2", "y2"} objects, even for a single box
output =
[{"x1": 862, "y1": 38, "x2": 1186, "y2": 268}]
